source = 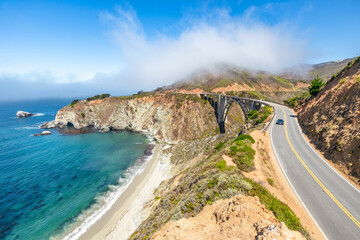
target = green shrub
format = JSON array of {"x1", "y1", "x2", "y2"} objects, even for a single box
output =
[
  {"x1": 284, "y1": 92, "x2": 310, "y2": 108},
  {"x1": 235, "y1": 134, "x2": 255, "y2": 144},
  {"x1": 217, "y1": 160, "x2": 227, "y2": 171},
  {"x1": 256, "y1": 115, "x2": 268, "y2": 124},
  {"x1": 215, "y1": 141, "x2": 225, "y2": 150},
  {"x1": 247, "y1": 110, "x2": 259, "y2": 119},
  {"x1": 81, "y1": 113, "x2": 85, "y2": 118},
  {"x1": 308, "y1": 75, "x2": 324, "y2": 96},
  {"x1": 267, "y1": 178, "x2": 274, "y2": 186},
  {"x1": 234, "y1": 154, "x2": 254, "y2": 172},
  {"x1": 208, "y1": 178, "x2": 218, "y2": 188},
  {"x1": 229, "y1": 146, "x2": 238, "y2": 156},
  {"x1": 246, "y1": 179, "x2": 310, "y2": 239},
  {"x1": 69, "y1": 99, "x2": 80, "y2": 107},
  {"x1": 86, "y1": 93, "x2": 111, "y2": 101}
]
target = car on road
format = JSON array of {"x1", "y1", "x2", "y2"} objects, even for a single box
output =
[{"x1": 276, "y1": 119, "x2": 284, "y2": 125}]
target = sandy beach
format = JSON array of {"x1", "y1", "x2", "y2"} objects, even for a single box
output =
[{"x1": 77, "y1": 143, "x2": 171, "y2": 240}]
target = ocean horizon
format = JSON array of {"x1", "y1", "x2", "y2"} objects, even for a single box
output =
[{"x1": 0, "y1": 99, "x2": 153, "y2": 240}]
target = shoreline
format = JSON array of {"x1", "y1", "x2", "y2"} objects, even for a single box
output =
[{"x1": 77, "y1": 143, "x2": 169, "y2": 240}]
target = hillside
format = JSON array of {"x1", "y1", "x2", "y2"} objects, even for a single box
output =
[
  {"x1": 298, "y1": 57, "x2": 360, "y2": 181},
  {"x1": 164, "y1": 67, "x2": 308, "y2": 103},
  {"x1": 152, "y1": 195, "x2": 305, "y2": 240},
  {"x1": 282, "y1": 57, "x2": 356, "y2": 81}
]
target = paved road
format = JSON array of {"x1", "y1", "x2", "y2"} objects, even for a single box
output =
[{"x1": 269, "y1": 103, "x2": 360, "y2": 240}]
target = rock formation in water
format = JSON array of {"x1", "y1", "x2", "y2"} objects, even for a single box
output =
[
  {"x1": 16, "y1": 111, "x2": 34, "y2": 118},
  {"x1": 34, "y1": 131, "x2": 51, "y2": 136}
]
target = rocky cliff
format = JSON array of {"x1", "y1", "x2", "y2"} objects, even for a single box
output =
[
  {"x1": 298, "y1": 57, "x2": 360, "y2": 180},
  {"x1": 42, "y1": 93, "x2": 244, "y2": 143},
  {"x1": 152, "y1": 195, "x2": 305, "y2": 240}
]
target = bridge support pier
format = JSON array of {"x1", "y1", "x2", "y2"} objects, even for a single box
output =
[{"x1": 200, "y1": 93, "x2": 268, "y2": 134}]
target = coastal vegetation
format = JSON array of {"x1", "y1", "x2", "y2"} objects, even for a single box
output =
[
  {"x1": 86, "y1": 93, "x2": 111, "y2": 101},
  {"x1": 246, "y1": 105, "x2": 272, "y2": 125},
  {"x1": 131, "y1": 133, "x2": 309, "y2": 240},
  {"x1": 284, "y1": 92, "x2": 310, "y2": 108},
  {"x1": 308, "y1": 75, "x2": 325, "y2": 96},
  {"x1": 69, "y1": 99, "x2": 80, "y2": 107}
]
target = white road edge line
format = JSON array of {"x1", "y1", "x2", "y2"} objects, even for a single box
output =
[
  {"x1": 270, "y1": 105, "x2": 329, "y2": 240},
  {"x1": 285, "y1": 106, "x2": 360, "y2": 194}
]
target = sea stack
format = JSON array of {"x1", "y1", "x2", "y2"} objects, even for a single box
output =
[
  {"x1": 16, "y1": 111, "x2": 34, "y2": 118},
  {"x1": 34, "y1": 131, "x2": 51, "y2": 136}
]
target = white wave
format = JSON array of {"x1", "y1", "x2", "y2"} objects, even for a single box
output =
[
  {"x1": 50, "y1": 144, "x2": 155, "y2": 240},
  {"x1": 16, "y1": 126, "x2": 39, "y2": 130},
  {"x1": 33, "y1": 113, "x2": 45, "y2": 116}
]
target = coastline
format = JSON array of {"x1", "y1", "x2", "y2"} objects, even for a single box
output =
[{"x1": 77, "y1": 143, "x2": 171, "y2": 240}]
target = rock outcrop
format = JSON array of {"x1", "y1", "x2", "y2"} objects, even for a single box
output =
[
  {"x1": 298, "y1": 57, "x2": 360, "y2": 180},
  {"x1": 34, "y1": 131, "x2": 51, "y2": 136},
  {"x1": 16, "y1": 111, "x2": 34, "y2": 118},
  {"x1": 41, "y1": 93, "x2": 243, "y2": 143},
  {"x1": 152, "y1": 195, "x2": 305, "y2": 240}
]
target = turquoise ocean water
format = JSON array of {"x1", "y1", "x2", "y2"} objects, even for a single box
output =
[{"x1": 0, "y1": 99, "x2": 152, "y2": 240}]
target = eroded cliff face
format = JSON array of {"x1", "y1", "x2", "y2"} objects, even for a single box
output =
[
  {"x1": 298, "y1": 58, "x2": 360, "y2": 180},
  {"x1": 152, "y1": 195, "x2": 305, "y2": 240},
  {"x1": 43, "y1": 93, "x2": 244, "y2": 143}
]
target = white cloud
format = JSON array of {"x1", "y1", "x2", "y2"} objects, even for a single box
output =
[
  {"x1": 102, "y1": 6, "x2": 308, "y2": 90},
  {"x1": 0, "y1": 5, "x2": 309, "y2": 100}
]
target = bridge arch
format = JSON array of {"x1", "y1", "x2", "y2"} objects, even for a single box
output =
[
  {"x1": 222, "y1": 99, "x2": 246, "y2": 123},
  {"x1": 200, "y1": 93, "x2": 267, "y2": 134}
]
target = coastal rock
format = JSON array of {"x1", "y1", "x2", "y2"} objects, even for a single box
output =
[
  {"x1": 40, "y1": 120, "x2": 57, "y2": 129},
  {"x1": 16, "y1": 111, "x2": 34, "y2": 118},
  {"x1": 152, "y1": 195, "x2": 305, "y2": 240},
  {"x1": 34, "y1": 131, "x2": 51, "y2": 136},
  {"x1": 99, "y1": 126, "x2": 110, "y2": 133},
  {"x1": 41, "y1": 94, "x2": 240, "y2": 143}
]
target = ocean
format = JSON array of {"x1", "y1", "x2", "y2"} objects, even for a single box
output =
[{"x1": 0, "y1": 99, "x2": 152, "y2": 240}]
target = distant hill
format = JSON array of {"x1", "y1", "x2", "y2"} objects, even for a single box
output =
[
  {"x1": 160, "y1": 57, "x2": 357, "y2": 103},
  {"x1": 164, "y1": 66, "x2": 308, "y2": 103},
  {"x1": 282, "y1": 57, "x2": 356, "y2": 81}
]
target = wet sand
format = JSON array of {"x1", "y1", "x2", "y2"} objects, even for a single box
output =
[{"x1": 78, "y1": 144, "x2": 167, "y2": 240}]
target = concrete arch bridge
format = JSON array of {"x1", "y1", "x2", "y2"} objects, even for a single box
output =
[{"x1": 200, "y1": 93, "x2": 268, "y2": 134}]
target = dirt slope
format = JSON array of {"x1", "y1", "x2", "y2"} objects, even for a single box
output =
[
  {"x1": 152, "y1": 195, "x2": 305, "y2": 240},
  {"x1": 298, "y1": 57, "x2": 360, "y2": 180}
]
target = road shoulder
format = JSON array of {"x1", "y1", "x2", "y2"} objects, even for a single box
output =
[{"x1": 248, "y1": 128, "x2": 325, "y2": 239}]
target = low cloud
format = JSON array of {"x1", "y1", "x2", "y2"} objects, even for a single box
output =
[
  {"x1": 1, "y1": 5, "x2": 309, "y2": 101},
  {"x1": 101, "y1": 5, "x2": 308, "y2": 90}
]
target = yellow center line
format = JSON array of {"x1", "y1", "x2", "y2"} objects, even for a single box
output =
[{"x1": 281, "y1": 108, "x2": 360, "y2": 228}]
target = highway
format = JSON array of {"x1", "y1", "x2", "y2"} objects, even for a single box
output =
[{"x1": 269, "y1": 103, "x2": 360, "y2": 240}]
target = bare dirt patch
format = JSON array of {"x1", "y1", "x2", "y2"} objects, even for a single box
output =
[
  {"x1": 222, "y1": 154, "x2": 236, "y2": 167},
  {"x1": 212, "y1": 83, "x2": 253, "y2": 93}
]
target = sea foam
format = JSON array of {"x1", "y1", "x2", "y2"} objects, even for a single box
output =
[{"x1": 52, "y1": 139, "x2": 155, "y2": 240}]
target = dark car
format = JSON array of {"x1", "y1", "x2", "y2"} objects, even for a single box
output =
[{"x1": 276, "y1": 119, "x2": 284, "y2": 125}]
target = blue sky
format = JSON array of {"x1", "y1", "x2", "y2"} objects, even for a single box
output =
[{"x1": 0, "y1": 0, "x2": 359, "y2": 100}]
